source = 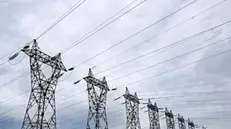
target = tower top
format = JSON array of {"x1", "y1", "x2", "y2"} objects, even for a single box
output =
[
  {"x1": 134, "y1": 92, "x2": 138, "y2": 97},
  {"x1": 125, "y1": 87, "x2": 130, "y2": 94},
  {"x1": 102, "y1": 76, "x2": 107, "y2": 83},
  {"x1": 148, "y1": 99, "x2": 152, "y2": 105},
  {"x1": 22, "y1": 39, "x2": 67, "y2": 71},
  {"x1": 154, "y1": 102, "x2": 157, "y2": 107},
  {"x1": 32, "y1": 39, "x2": 40, "y2": 50},
  {"x1": 123, "y1": 87, "x2": 140, "y2": 104},
  {"x1": 88, "y1": 68, "x2": 94, "y2": 77},
  {"x1": 84, "y1": 69, "x2": 110, "y2": 91}
]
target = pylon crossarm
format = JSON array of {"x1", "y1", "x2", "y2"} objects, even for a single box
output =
[
  {"x1": 123, "y1": 94, "x2": 140, "y2": 104},
  {"x1": 22, "y1": 48, "x2": 66, "y2": 71},
  {"x1": 84, "y1": 76, "x2": 110, "y2": 91}
]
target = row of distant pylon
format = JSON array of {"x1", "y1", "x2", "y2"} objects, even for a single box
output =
[
  {"x1": 82, "y1": 68, "x2": 208, "y2": 129},
  {"x1": 18, "y1": 39, "x2": 207, "y2": 129},
  {"x1": 122, "y1": 85, "x2": 207, "y2": 129}
]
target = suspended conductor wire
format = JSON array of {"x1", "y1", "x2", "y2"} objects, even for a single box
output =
[
  {"x1": 96, "y1": 19, "x2": 231, "y2": 76},
  {"x1": 123, "y1": 48, "x2": 231, "y2": 88},
  {"x1": 0, "y1": 0, "x2": 228, "y2": 125},
  {"x1": 0, "y1": 82, "x2": 230, "y2": 123},
  {"x1": 0, "y1": 0, "x2": 143, "y2": 64},
  {"x1": 2, "y1": 0, "x2": 226, "y2": 93},
  {"x1": 145, "y1": 90, "x2": 231, "y2": 100},
  {"x1": 0, "y1": 1, "x2": 228, "y2": 110},
  {"x1": 26, "y1": 0, "x2": 146, "y2": 82},
  {"x1": 0, "y1": 78, "x2": 119, "y2": 121},
  {"x1": 71, "y1": 0, "x2": 198, "y2": 69},
  {"x1": 0, "y1": 60, "x2": 8, "y2": 67},
  {"x1": 2, "y1": 98, "x2": 227, "y2": 128},
  {"x1": 0, "y1": 90, "x2": 29, "y2": 105},
  {"x1": 157, "y1": 98, "x2": 231, "y2": 106},
  {"x1": 140, "y1": 81, "x2": 228, "y2": 97},
  {"x1": 92, "y1": 0, "x2": 227, "y2": 69},
  {"x1": 139, "y1": 82, "x2": 231, "y2": 98},
  {"x1": 60, "y1": 0, "x2": 142, "y2": 53},
  {"x1": 71, "y1": 18, "x2": 231, "y2": 87},
  {"x1": 109, "y1": 48, "x2": 231, "y2": 98},
  {"x1": 0, "y1": 93, "x2": 89, "y2": 121},
  {"x1": 0, "y1": 99, "x2": 123, "y2": 125},
  {"x1": 35, "y1": 0, "x2": 86, "y2": 40},
  {"x1": 61, "y1": 0, "x2": 147, "y2": 54},
  {"x1": 0, "y1": 0, "x2": 86, "y2": 63},
  {"x1": 60, "y1": 104, "x2": 124, "y2": 122},
  {"x1": 107, "y1": 36, "x2": 231, "y2": 82},
  {"x1": 0, "y1": 93, "x2": 88, "y2": 120},
  {"x1": 0, "y1": 71, "x2": 30, "y2": 89},
  {"x1": 0, "y1": 0, "x2": 207, "y2": 90},
  {"x1": 0, "y1": 0, "x2": 146, "y2": 88},
  {"x1": 0, "y1": 19, "x2": 230, "y2": 106},
  {"x1": 59, "y1": 70, "x2": 74, "y2": 81}
]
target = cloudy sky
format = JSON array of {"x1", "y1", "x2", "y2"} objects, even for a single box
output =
[{"x1": 0, "y1": 0, "x2": 231, "y2": 128}]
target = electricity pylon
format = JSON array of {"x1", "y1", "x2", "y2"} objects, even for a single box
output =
[
  {"x1": 21, "y1": 39, "x2": 67, "y2": 129},
  {"x1": 165, "y1": 108, "x2": 175, "y2": 129},
  {"x1": 178, "y1": 114, "x2": 186, "y2": 129},
  {"x1": 147, "y1": 99, "x2": 160, "y2": 129},
  {"x1": 123, "y1": 87, "x2": 141, "y2": 129},
  {"x1": 188, "y1": 119, "x2": 195, "y2": 129},
  {"x1": 83, "y1": 69, "x2": 110, "y2": 129}
]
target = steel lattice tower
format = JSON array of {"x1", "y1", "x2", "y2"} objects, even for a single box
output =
[
  {"x1": 188, "y1": 119, "x2": 195, "y2": 129},
  {"x1": 177, "y1": 114, "x2": 186, "y2": 129},
  {"x1": 147, "y1": 99, "x2": 160, "y2": 129},
  {"x1": 123, "y1": 87, "x2": 141, "y2": 129},
  {"x1": 165, "y1": 108, "x2": 175, "y2": 129},
  {"x1": 21, "y1": 40, "x2": 67, "y2": 129},
  {"x1": 83, "y1": 69, "x2": 110, "y2": 129}
]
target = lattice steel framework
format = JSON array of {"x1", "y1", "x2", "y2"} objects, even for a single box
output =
[
  {"x1": 165, "y1": 108, "x2": 175, "y2": 129},
  {"x1": 188, "y1": 119, "x2": 195, "y2": 129},
  {"x1": 177, "y1": 114, "x2": 186, "y2": 129},
  {"x1": 123, "y1": 87, "x2": 141, "y2": 129},
  {"x1": 83, "y1": 69, "x2": 110, "y2": 129},
  {"x1": 21, "y1": 40, "x2": 67, "y2": 129},
  {"x1": 147, "y1": 99, "x2": 160, "y2": 129}
]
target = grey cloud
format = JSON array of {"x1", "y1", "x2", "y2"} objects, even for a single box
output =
[{"x1": 1, "y1": 0, "x2": 231, "y2": 129}]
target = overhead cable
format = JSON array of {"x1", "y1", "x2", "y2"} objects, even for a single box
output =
[{"x1": 71, "y1": 0, "x2": 198, "y2": 68}]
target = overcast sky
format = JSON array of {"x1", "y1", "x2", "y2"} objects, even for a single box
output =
[{"x1": 0, "y1": 0, "x2": 231, "y2": 129}]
